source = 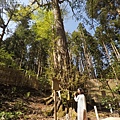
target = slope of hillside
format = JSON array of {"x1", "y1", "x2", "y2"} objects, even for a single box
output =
[
  {"x1": 0, "y1": 66, "x2": 119, "y2": 119},
  {"x1": 0, "y1": 83, "x2": 119, "y2": 120},
  {"x1": 0, "y1": 83, "x2": 53, "y2": 119}
]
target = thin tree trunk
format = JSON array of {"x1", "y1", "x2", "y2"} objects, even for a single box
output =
[
  {"x1": 36, "y1": 59, "x2": 41, "y2": 79},
  {"x1": 80, "y1": 52, "x2": 85, "y2": 73},
  {"x1": 80, "y1": 58, "x2": 84, "y2": 73},
  {"x1": 106, "y1": 80, "x2": 115, "y2": 98},
  {"x1": 19, "y1": 52, "x2": 23, "y2": 69},
  {"x1": 110, "y1": 42, "x2": 120, "y2": 61},
  {"x1": 19, "y1": 59, "x2": 22, "y2": 69},
  {"x1": 0, "y1": 10, "x2": 14, "y2": 46},
  {"x1": 0, "y1": 25, "x2": 6, "y2": 46},
  {"x1": 76, "y1": 55, "x2": 80, "y2": 71}
]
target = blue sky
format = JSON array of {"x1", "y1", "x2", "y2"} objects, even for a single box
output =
[{"x1": 64, "y1": 16, "x2": 79, "y2": 33}]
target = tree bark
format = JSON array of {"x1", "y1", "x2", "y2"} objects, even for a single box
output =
[
  {"x1": 110, "y1": 42, "x2": 120, "y2": 61},
  {"x1": 52, "y1": 0, "x2": 70, "y2": 85},
  {"x1": 36, "y1": 58, "x2": 41, "y2": 79},
  {"x1": 0, "y1": 9, "x2": 14, "y2": 46}
]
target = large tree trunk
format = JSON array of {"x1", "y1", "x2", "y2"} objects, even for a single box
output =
[{"x1": 52, "y1": 0, "x2": 69, "y2": 87}]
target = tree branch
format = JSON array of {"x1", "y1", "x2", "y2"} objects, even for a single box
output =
[{"x1": 31, "y1": 0, "x2": 51, "y2": 7}]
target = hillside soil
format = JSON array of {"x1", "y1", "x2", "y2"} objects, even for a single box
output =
[{"x1": 0, "y1": 84, "x2": 119, "y2": 120}]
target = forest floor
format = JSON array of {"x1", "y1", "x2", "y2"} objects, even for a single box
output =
[{"x1": 0, "y1": 84, "x2": 119, "y2": 120}]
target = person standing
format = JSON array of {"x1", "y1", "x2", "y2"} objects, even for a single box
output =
[{"x1": 74, "y1": 88, "x2": 87, "y2": 120}]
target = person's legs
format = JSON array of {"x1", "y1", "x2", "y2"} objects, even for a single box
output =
[
  {"x1": 78, "y1": 110, "x2": 83, "y2": 120},
  {"x1": 75, "y1": 116, "x2": 77, "y2": 120},
  {"x1": 83, "y1": 110, "x2": 87, "y2": 120}
]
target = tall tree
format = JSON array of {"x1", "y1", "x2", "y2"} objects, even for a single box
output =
[
  {"x1": 86, "y1": 0, "x2": 120, "y2": 61},
  {"x1": 3, "y1": 15, "x2": 32, "y2": 69},
  {"x1": 69, "y1": 23, "x2": 104, "y2": 79},
  {"x1": 86, "y1": 0, "x2": 120, "y2": 81},
  {"x1": 30, "y1": 0, "x2": 71, "y2": 89}
]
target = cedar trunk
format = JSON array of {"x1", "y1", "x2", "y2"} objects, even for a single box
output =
[{"x1": 52, "y1": 0, "x2": 69, "y2": 85}]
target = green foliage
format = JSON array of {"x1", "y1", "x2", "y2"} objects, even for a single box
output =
[
  {"x1": 26, "y1": 92, "x2": 31, "y2": 98},
  {"x1": 11, "y1": 5, "x2": 31, "y2": 22},
  {"x1": 61, "y1": 90, "x2": 68, "y2": 106},
  {"x1": 0, "y1": 111, "x2": 22, "y2": 120},
  {"x1": 101, "y1": 96, "x2": 118, "y2": 109},
  {"x1": 31, "y1": 9, "x2": 54, "y2": 41},
  {"x1": 25, "y1": 70, "x2": 36, "y2": 77},
  {"x1": 112, "y1": 85, "x2": 120, "y2": 94},
  {"x1": 0, "y1": 48, "x2": 15, "y2": 67},
  {"x1": 38, "y1": 76, "x2": 51, "y2": 93},
  {"x1": 3, "y1": 13, "x2": 34, "y2": 69},
  {"x1": 100, "y1": 78, "x2": 120, "y2": 111},
  {"x1": 86, "y1": 0, "x2": 120, "y2": 22},
  {"x1": 14, "y1": 100, "x2": 24, "y2": 110}
]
